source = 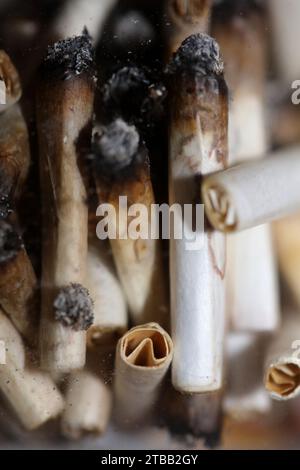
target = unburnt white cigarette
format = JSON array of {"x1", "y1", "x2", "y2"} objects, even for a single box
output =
[
  {"x1": 166, "y1": 0, "x2": 212, "y2": 56},
  {"x1": 54, "y1": 0, "x2": 117, "y2": 43},
  {"x1": 86, "y1": 239, "x2": 127, "y2": 350},
  {"x1": 61, "y1": 370, "x2": 112, "y2": 440},
  {"x1": 0, "y1": 50, "x2": 22, "y2": 113},
  {"x1": 264, "y1": 312, "x2": 300, "y2": 401},
  {"x1": 226, "y1": 226, "x2": 279, "y2": 332},
  {"x1": 36, "y1": 34, "x2": 96, "y2": 372},
  {"x1": 273, "y1": 214, "x2": 300, "y2": 309},
  {"x1": 225, "y1": 333, "x2": 271, "y2": 419},
  {"x1": 268, "y1": 0, "x2": 300, "y2": 85},
  {"x1": 91, "y1": 118, "x2": 168, "y2": 328},
  {"x1": 212, "y1": 1, "x2": 280, "y2": 333},
  {"x1": 114, "y1": 323, "x2": 173, "y2": 427},
  {"x1": 167, "y1": 34, "x2": 228, "y2": 392},
  {"x1": 0, "y1": 311, "x2": 64, "y2": 430},
  {"x1": 202, "y1": 146, "x2": 300, "y2": 233}
]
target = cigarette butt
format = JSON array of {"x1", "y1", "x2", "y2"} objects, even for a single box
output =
[
  {"x1": 166, "y1": 0, "x2": 212, "y2": 56},
  {"x1": 0, "y1": 220, "x2": 38, "y2": 343},
  {"x1": 0, "y1": 311, "x2": 64, "y2": 430},
  {"x1": 61, "y1": 370, "x2": 112, "y2": 439},
  {"x1": 37, "y1": 33, "x2": 96, "y2": 372},
  {"x1": 114, "y1": 323, "x2": 173, "y2": 427},
  {"x1": 202, "y1": 147, "x2": 300, "y2": 233},
  {"x1": 86, "y1": 240, "x2": 128, "y2": 350},
  {"x1": 212, "y1": 0, "x2": 280, "y2": 333},
  {"x1": 92, "y1": 119, "x2": 169, "y2": 328},
  {"x1": 167, "y1": 33, "x2": 228, "y2": 392},
  {"x1": 264, "y1": 312, "x2": 300, "y2": 401}
]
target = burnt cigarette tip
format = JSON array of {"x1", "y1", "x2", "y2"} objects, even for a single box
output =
[
  {"x1": 53, "y1": 283, "x2": 94, "y2": 331},
  {"x1": 166, "y1": 33, "x2": 224, "y2": 77},
  {"x1": 91, "y1": 118, "x2": 140, "y2": 174},
  {"x1": 103, "y1": 66, "x2": 150, "y2": 108},
  {"x1": 103, "y1": 66, "x2": 167, "y2": 125},
  {"x1": 42, "y1": 31, "x2": 95, "y2": 80},
  {"x1": 0, "y1": 220, "x2": 23, "y2": 263}
]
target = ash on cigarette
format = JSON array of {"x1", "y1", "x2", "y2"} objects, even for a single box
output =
[
  {"x1": 102, "y1": 66, "x2": 167, "y2": 130},
  {"x1": 42, "y1": 30, "x2": 95, "y2": 80},
  {"x1": 53, "y1": 283, "x2": 94, "y2": 331},
  {"x1": 166, "y1": 33, "x2": 224, "y2": 78},
  {"x1": 103, "y1": 66, "x2": 151, "y2": 117},
  {"x1": 90, "y1": 118, "x2": 143, "y2": 175},
  {"x1": 0, "y1": 220, "x2": 23, "y2": 263}
]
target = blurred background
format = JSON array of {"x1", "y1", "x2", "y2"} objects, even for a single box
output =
[{"x1": 1, "y1": 0, "x2": 300, "y2": 450}]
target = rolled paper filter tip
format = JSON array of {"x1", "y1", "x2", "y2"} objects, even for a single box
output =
[
  {"x1": 264, "y1": 313, "x2": 300, "y2": 401},
  {"x1": 114, "y1": 323, "x2": 173, "y2": 426},
  {"x1": 265, "y1": 362, "x2": 300, "y2": 401},
  {"x1": 202, "y1": 147, "x2": 300, "y2": 232},
  {"x1": 119, "y1": 323, "x2": 173, "y2": 368}
]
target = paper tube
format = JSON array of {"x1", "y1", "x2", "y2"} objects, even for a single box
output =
[
  {"x1": 202, "y1": 146, "x2": 300, "y2": 233},
  {"x1": 168, "y1": 34, "x2": 228, "y2": 392},
  {"x1": 0, "y1": 310, "x2": 64, "y2": 430},
  {"x1": 225, "y1": 333, "x2": 271, "y2": 419},
  {"x1": 37, "y1": 35, "x2": 95, "y2": 372},
  {"x1": 226, "y1": 226, "x2": 279, "y2": 332},
  {"x1": 61, "y1": 370, "x2": 112, "y2": 439},
  {"x1": 86, "y1": 240, "x2": 128, "y2": 350},
  {"x1": 212, "y1": 0, "x2": 280, "y2": 333},
  {"x1": 166, "y1": 0, "x2": 212, "y2": 56},
  {"x1": 264, "y1": 312, "x2": 300, "y2": 401},
  {"x1": 114, "y1": 323, "x2": 173, "y2": 426}
]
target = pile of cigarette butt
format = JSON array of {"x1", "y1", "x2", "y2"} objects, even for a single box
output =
[{"x1": 1, "y1": 0, "x2": 300, "y2": 450}]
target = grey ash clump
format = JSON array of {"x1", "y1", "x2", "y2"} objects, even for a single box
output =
[
  {"x1": 0, "y1": 220, "x2": 23, "y2": 263},
  {"x1": 54, "y1": 283, "x2": 94, "y2": 331},
  {"x1": 90, "y1": 119, "x2": 141, "y2": 175},
  {"x1": 166, "y1": 33, "x2": 224, "y2": 77},
  {"x1": 43, "y1": 31, "x2": 95, "y2": 80}
]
